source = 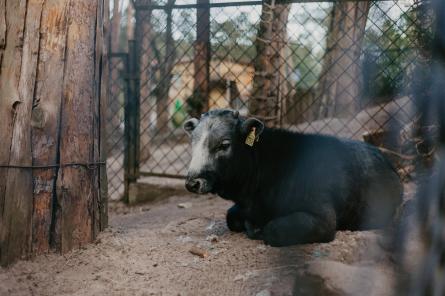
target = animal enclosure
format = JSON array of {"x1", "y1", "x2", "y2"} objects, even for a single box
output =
[
  {"x1": 2, "y1": 0, "x2": 445, "y2": 294},
  {"x1": 107, "y1": 0, "x2": 425, "y2": 201}
]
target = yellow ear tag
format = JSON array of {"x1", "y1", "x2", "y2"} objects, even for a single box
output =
[{"x1": 245, "y1": 127, "x2": 256, "y2": 147}]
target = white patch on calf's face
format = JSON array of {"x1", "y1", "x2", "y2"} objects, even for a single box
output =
[{"x1": 188, "y1": 129, "x2": 210, "y2": 174}]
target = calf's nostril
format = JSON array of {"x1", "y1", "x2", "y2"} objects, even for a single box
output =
[
  {"x1": 186, "y1": 179, "x2": 201, "y2": 192},
  {"x1": 191, "y1": 179, "x2": 201, "y2": 191}
]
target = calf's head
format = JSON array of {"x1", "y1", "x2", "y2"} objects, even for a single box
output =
[{"x1": 183, "y1": 109, "x2": 264, "y2": 194}]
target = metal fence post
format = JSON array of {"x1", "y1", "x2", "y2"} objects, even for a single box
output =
[{"x1": 124, "y1": 40, "x2": 141, "y2": 202}]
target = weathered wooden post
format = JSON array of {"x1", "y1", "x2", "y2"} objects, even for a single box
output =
[{"x1": 0, "y1": 0, "x2": 108, "y2": 266}]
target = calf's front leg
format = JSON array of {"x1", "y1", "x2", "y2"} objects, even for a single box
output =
[{"x1": 226, "y1": 204, "x2": 246, "y2": 232}]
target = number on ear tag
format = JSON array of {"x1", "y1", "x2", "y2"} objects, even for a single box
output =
[{"x1": 245, "y1": 127, "x2": 256, "y2": 147}]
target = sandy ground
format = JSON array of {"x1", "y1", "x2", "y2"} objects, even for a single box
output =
[{"x1": 0, "y1": 193, "x2": 400, "y2": 296}]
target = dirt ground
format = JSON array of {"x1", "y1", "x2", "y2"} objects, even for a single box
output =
[{"x1": 0, "y1": 192, "x2": 404, "y2": 296}]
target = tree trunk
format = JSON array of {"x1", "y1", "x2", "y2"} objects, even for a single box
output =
[
  {"x1": 126, "y1": 2, "x2": 135, "y2": 43},
  {"x1": 111, "y1": 0, "x2": 121, "y2": 52},
  {"x1": 154, "y1": 0, "x2": 175, "y2": 136},
  {"x1": 0, "y1": 0, "x2": 108, "y2": 266},
  {"x1": 189, "y1": 0, "x2": 210, "y2": 118},
  {"x1": 136, "y1": 0, "x2": 152, "y2": 162},
  {"x1": 249, "y1": 0, "x2": 290, "y2": 127},
  {"x1": 317, "y1": 1, "x2": 370, "y2": 119}
]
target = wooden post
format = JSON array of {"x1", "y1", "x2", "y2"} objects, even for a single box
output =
[
  {"x1": 99, "y1": 0, "x2": 110, "y2": 233},
  {"x1": 0, "y1": 0, "x2": 36, "y2": 265},
  {"x1": 31, "y1": 0, "x2": 69, "y2": 255},
  {"x1": 0, "y1": 0, "x2": 108, "y2": 266}
]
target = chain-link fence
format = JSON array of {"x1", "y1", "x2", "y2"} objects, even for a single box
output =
[
  {"x1": 107, "y1": 54, "x2": 128, "y2": 200},
  {"x1": 107, "y1": 0, "x2": 426, "y2": 200}
]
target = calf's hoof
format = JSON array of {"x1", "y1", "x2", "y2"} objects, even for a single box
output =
[{"x1": 244, "y1": 221, "x2": 264, "y2": 240}]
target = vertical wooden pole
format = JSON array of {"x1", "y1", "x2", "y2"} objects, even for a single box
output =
[
  {"x1": 0, "y1": 0, "x2": 108, "y2": 265},
  {"x1": 53, "y1": 0, "x2": 101, "y2": 252},
  {"x1": 98, "y1": 0, "x2": 110, "y2": 231},
  {"x1": 0, "y1": 0, "x2": 42, "y2": 265},
  {"x1": 31, "y1": 0, "x2": 69, "y2": 255},
  {"x1": 0, "y1": 0, "x2": 27, "y2": 265}
]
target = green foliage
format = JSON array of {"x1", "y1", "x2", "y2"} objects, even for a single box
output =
[
  {"x1": 171, "y1": 99, "x2": 187, "y2": 127},
  {"x1": 210, "y1": 11, "x2": 257, "y2": 62},
  {"x1": 290, "y1": 42, "x2": 323, "y2": 89},
  {"x1": 186, "y1": 89, "x2": 206, "y2": 117},
  {"x1": 361, "y1": 5, "x2": 420, "y2": 103}
]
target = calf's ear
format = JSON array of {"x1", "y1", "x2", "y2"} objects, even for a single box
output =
[
  {"x1": 183, "y1": 118, "x2": 199, "y2": 136},
  {"x1": 241, "y1": 118, "x2": 264, "y2": 137}
]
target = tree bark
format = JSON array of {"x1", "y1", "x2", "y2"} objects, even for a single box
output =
[
  {"x1": 0, "y1": 0, "x2": 35, "y2": 265},
  {"x1": 31, "y1": 0, "x2": 69, "y2": 255},
  {"x1": 317, "y1": 1, "x2": 370, "y2": 119},
  {"x1": 136, "y1": 0, "x2": 152, "y2": 162},
  {"x1": 249, "y1": 0, "x2": 290, "y2": 127},
  {"x1": 154, "y1": 0, "x2": 175, "y2": 136},
  {"x1": 189, "y1": 0, "x2": 210, "y2": 118},
  {"x1": 111, "y1": 0, "x2": 121, "y2": 52},
  {"x1": 0, "y1": 0, "x2": 108, "y2": 266},
  {"x1": 126, "y1": 2, "x2": 135, "y2": 43}
]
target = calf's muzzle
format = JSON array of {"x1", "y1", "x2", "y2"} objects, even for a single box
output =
[{"x1": 185, "y1": 177, "x2": 207, "y2": 194}]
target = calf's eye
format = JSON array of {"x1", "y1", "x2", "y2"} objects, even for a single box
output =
[{"x1": 218, "y1": 140, "x2": 231, "y2": 151}]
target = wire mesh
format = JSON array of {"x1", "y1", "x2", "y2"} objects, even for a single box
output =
[
  {"x1": 109, "y1": 0, "x2": 424, "y2": 187},
  {"x1": 107, "y1": 55, "x2": 127, "y2": 200}
]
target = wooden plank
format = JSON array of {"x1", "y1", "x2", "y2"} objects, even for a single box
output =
[
  {"x1": 3, "y1": 0, "x2": 45, "y2": 262},
  {"x1": 0, "y1": 0, "x2": 5, "y2": 67},
  {"x1": 0, "y1": 0, "x2": 27, "y2": 266},
  {"x1": 55, "y1": 0, "x2": 100, "y2": 252},
  {"x1": 31, "y1": 0, "x2": 70, "y2": 254},
  {"x1": 100, "y1": 0, "x2": 110, "y2": 230}
]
